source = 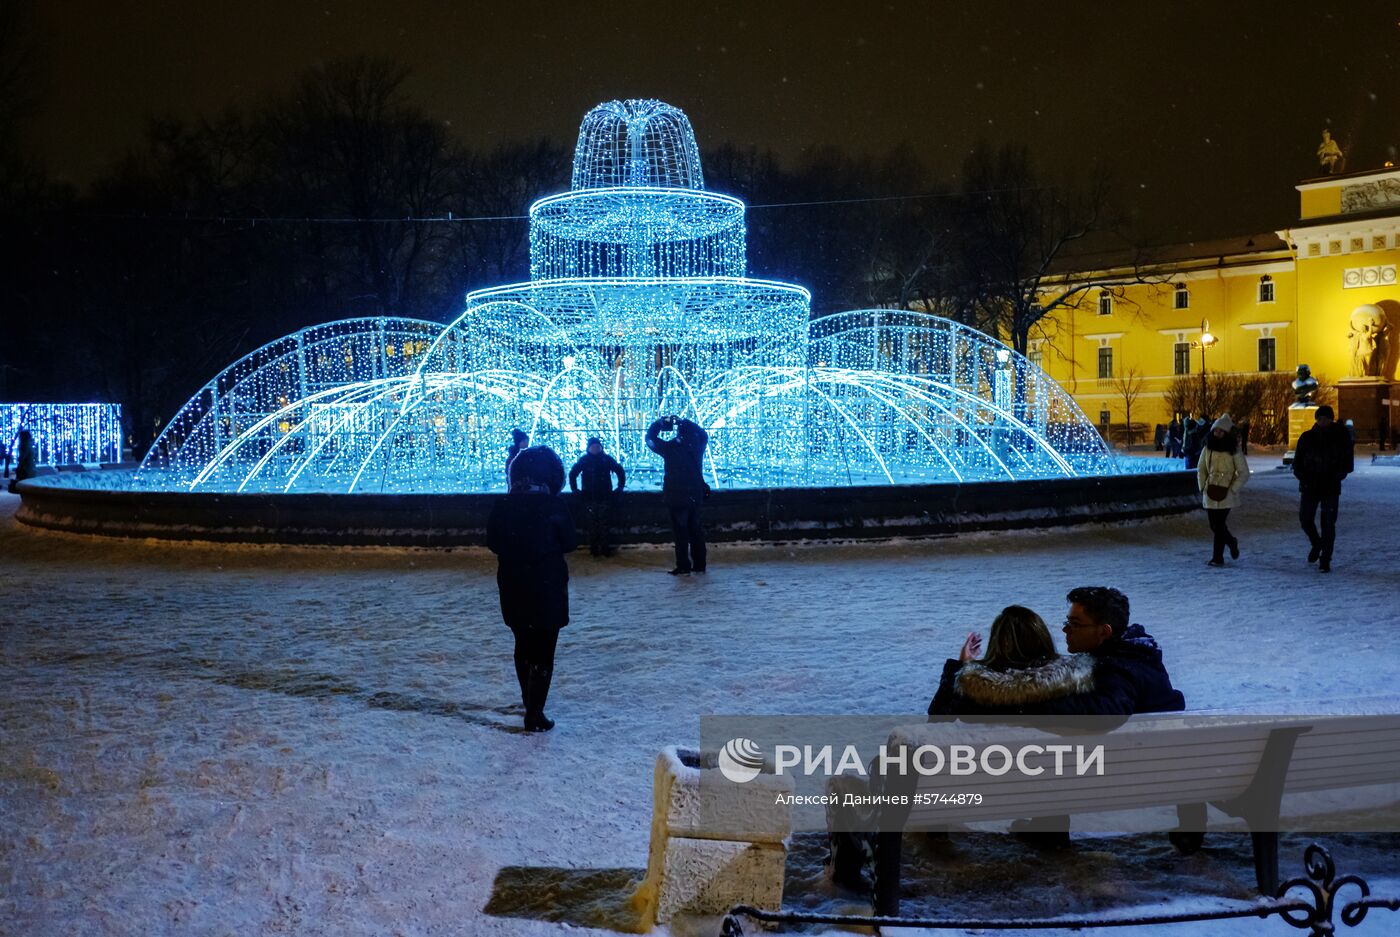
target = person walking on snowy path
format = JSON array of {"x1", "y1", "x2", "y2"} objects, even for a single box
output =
[
  {"x1": 645, "y1": 415, "x2": 710, "y2": 575},
  {"x1": 1197, "y1": 414, "x2": 1249, "y2": 567},
  {"x1": 568, "y1": 437, "x2": 626, "y2": 557},
  {"x1": 1291, "y1": 405, "x2": 1355, "y2": 574},
  {"x1": 487, "y1": 446, "x2": 577, "y2": 732}
]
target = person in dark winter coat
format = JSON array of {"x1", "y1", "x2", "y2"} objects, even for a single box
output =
[
  {"x1": 4, "y1": 429, "x2": 37, "y2": 492},
  {"x1": 487, "y1": 445, "x2": 577, "y2": 732},
  {"x1": 928, "y1": 605, "x2": 1096, "y2": 717},
  {"x1": 1291, "y1": 405, "x2": 1355, "y2": 573},
  {"x1": 1197, "y1": 414, "x2": 1249, "y2": 567},
  {"x1": 1165, "y1": 419, "x2": 1183, "y2": 459},
  {"x1": 569, "y1": 437, "x2": 626, "y2": 557},
  {"x1": 1037, "y1": 586, "x2": 1186, "y2": 716},
  {"x1": 1182, "y1": 418, "x2": 1207, "y2": 469},
  {"x1": 504, "y1": 428, "x2": 529, "y2": 489},
  {"x1": 645, "y1": 415, "x2": 710, "y2": 574}
]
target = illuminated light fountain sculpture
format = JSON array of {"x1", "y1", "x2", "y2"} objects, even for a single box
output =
[{"x1": 138, "y1": 100, "x2": 1117, "y2": 493}]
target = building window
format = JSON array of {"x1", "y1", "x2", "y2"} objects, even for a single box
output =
[
  {"x1": 1098, "y1": 292, "x2": 1113, "y2": 316},
  {"x1": 1097, "y1": 346, "x2": 1113, "y2": 379},
  {"x1": 1028, "y1": 348, "x2": 1044, "y2": 369},
  {"x1": 1174, "y1": 342, "x2": 1191, "y2": 375},
  {"x1": 1098, "y1": 409, "x2": 1111, "y2": 427},
  {"x1": 1258, "y1": 276, "x2": 1275, "y2": 303},
  {"x1": 1258, "y1": 336, "x2": 1276, "y2": 372},
  {"x1": 1174, "y1": 283, "x2": 1190, "y2": 309}
]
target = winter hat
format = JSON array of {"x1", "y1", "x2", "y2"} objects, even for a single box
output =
[
  {"x1": 509, "y1": 445, "x2": 565, "y2": 494},
  {"x1": 1211, "y1": 414, "x2": 1234, "y2": 433},
  {"x1": 510, "y1": 428, "x2": 529, "y2": 445},
  {"x1": 586, "y1": 436, "x2": 602, "y2": 447}
]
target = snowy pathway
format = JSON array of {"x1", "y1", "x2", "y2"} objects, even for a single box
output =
[{"x1": 2, "y1": 458, "x2": 1398, "y2": 936}]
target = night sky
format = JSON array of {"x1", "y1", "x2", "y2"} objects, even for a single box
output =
[{"x1": 21, "y1": 0, "x2": 1400, "y2": 242}]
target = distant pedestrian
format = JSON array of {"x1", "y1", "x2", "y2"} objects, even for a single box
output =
[
  {"x1": 1183, "y1": 418, "x2": 1207, "y2": 469},
  {"x1": 645, "y1": 414, "x2": 710, "y2": 575},
  {"x1": 1197, "y1": 414, "x2": 1249, "y2": 567},
  {"x1": 505, "y1": 428, "x2": 529, "y2": 488},
  {"x1": 487, "y1": 445, "x2": 577, "y2": 732},
  {"x1": 1291, "y1": 405, "x2": 1354, "y2": 573},
  {"x1": 1153, "y1": 424, "x2": 1166, "y2": 452},
  {"x1": 569, "y1": 437, "x2": 626, "y2": 557},
  {"x1": 4, "y1": 429, "x2": 38, "y2": 492},
  {"x1": 1165, "y1": 419, "x2": 1183, "y2": 459}
]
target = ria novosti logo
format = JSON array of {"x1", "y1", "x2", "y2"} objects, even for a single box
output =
[
  {"x1": 715, "y1": 737, "x2": 1107, "y2": 782},
  {"x1": 718, "y1": 737, "x2": 766, "y2": 783}
]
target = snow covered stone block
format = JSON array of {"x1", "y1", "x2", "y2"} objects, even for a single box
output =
[
  {"x1": 654, "y1": 745, "x2": 793, "y2": 843},
  {"x1": 647, "y1": 836, "x2": 786, "y2": 924}
]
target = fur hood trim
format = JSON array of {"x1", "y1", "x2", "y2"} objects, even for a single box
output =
[{"x1": 954, "y1": 654, "x2": 1096, "y2": 705}]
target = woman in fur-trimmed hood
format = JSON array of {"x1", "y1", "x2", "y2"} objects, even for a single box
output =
[{"x1": 928, "y1": 606, "x2": 1095, "y2": 717}]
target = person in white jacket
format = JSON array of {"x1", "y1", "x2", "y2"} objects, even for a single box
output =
[{"x1": 1197, "y1": 413, "x2": 1250, "y2": 567}]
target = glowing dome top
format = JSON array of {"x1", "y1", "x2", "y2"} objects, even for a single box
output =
[{"x1": 570, "y1": 99, "x2": 704, "y2": 191}]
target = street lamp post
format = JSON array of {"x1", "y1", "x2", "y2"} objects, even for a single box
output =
[{"x1": 1195, "y1": 320, "x2": 1217, "y2": 415}]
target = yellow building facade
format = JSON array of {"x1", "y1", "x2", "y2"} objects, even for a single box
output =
[{"x1": 1034, "y1": 166, "x2": 1400, "y2": 443}]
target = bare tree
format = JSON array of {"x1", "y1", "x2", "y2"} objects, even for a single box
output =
[
  {"x1": 1111, "y1": 366, "x2": 1146, "y2": 444},
  {"x1": 956, "y1": 144, "x2": 1168, "y2": 354}
]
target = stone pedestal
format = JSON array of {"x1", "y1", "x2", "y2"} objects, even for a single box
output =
[
  {"x1": 634, "y1": 746, "x2": 793, "y2": 926},
  {"x1": 1337, "y1": 380, "x2": 1395, "y2": 445},
  {"x1": 1283, "y1": 404, "x2": 1319, "y2": 464}
]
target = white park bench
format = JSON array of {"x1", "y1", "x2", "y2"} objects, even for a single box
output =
[{"x1": 828, "y1": 711, "x2": 1400, "y2": 916}]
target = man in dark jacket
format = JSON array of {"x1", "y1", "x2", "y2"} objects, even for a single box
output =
[
  {"x1": 1291, "y1": 405, "x2": 1355, "y2": 573},
  {"x1": 569, "y1": 437, "x2": 626, "y2": 557},
  {"x1": 646, "y1": 415, "x2": 709, "y2": 575},
  {"x1": 1040, "y1": 586, "x2": 1186, "y2": 716}
]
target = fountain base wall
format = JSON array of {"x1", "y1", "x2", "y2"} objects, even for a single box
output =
[{"x1": 15, "y1": 470, "x2": 1197, "y2": 547}]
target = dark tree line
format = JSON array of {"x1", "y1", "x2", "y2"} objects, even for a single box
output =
[{"x1": 2, "y1": 48, "x2": 1131, "y2": 454}]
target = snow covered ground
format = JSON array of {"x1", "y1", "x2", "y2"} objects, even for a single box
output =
[{"x1": 2, "y1": 455, "x2": 1398, "y2": 936}]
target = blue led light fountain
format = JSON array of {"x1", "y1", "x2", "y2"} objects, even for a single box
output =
[{"x1": 136, "y1": 100, "x2": 1117, "y2": 493}]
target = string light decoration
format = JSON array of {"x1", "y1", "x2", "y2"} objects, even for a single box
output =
[
  {"x1": 136, "y1": 99, "x2": 1118, "y2": 493},
  {"x1": 2, "y1": 403, "x2": 123, "y2": 466}
]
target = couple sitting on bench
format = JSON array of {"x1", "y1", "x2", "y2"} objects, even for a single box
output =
[
  {"x1": 830, "y1": 586, "x2": 1187, "y2": 887},
  {"x1": 928, "y1": 585, "x2": 1185, "y2": 720},
  {"x1": 924, "y1": 585, "x2": 1186, "y2": 848}
]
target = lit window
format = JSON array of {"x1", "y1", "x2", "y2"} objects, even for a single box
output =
[
  {"x1": 1258, "y1": 336, "x2": 1276, "y2": 372},
  {"x1": 1174, "y1": 283, "x2": 1190, "y2": 309},
  {"x1": 1098, "y1": 292, "x2": 1113, "y2": 316},
  {"x1": 1174, "y1": 342, "x2": 1191, "y2": 375},
  {"x1": 1258, "y1": 276, "x2": 1274, "y2": 303},
  {"x1": 1097, "y1": 346, "x2": 1113, "y2": 379}
]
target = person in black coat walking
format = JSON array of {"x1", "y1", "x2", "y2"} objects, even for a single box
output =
[
  {"x1": 645, "y1": 415, "x2": 710, "y2": 575},
  {"x1": 487, "y1": 445, "x2": 577, "y2": 732},
  {"x1": 1291, "y1": 405, "x2": 1355, "y2": 573},
  {"x1": 569, "y1": 437, "x2": 626, "y2": 557}
]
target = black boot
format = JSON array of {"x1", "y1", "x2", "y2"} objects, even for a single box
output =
[{"x1": 524, "y1": 665, "x2": 555, "y2": 732}]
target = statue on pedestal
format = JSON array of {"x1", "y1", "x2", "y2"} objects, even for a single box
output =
[
  {"x1": 1317, "y1": 129, "x2": 1345, "y2": 174},
  {"x1": 1293, "y1": 364, "x2": 1319, "y2": 405},
  {"x1": 1347, "y1": 304, "x2": 1390, "y2": 378}
]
